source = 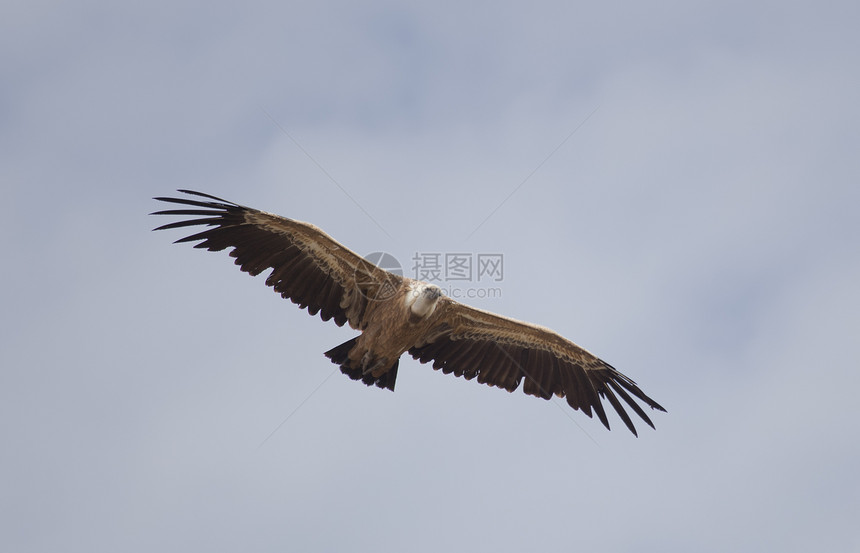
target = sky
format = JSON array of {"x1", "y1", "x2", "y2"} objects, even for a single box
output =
[{"x1": 2, "y1": 1, "x2": 859, "y2": 551}]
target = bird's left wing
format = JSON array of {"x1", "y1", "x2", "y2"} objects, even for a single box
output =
[{"x1": 408, "y1": 298, "x2": 666, "y2": 435}]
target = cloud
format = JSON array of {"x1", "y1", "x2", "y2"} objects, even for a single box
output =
[{"x1": 2, "y1": 1, "x2": 858, "y2": 551}]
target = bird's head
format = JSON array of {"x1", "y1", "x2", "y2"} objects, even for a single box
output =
[{"x1": 406, "y1": 283, "x2": 443, "y2": 319}]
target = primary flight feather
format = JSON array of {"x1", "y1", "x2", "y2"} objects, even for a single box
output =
[{"x1": 152, "y1": 190, "x2": 666, "y2": 435}]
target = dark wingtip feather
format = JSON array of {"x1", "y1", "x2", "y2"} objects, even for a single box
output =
[
  {"x1": 175, "y1": 189, "x2": 239, "y2": 205},
  {"x1": 611, "y1": 372, "x2": 668, "y2": 414},
  {"x1": 152, "y1": 218, "x2": 221, "y2": 232},
  {"x1": 592, "y1": 399, "x2": 611, "y2": 432},
  {"x1": 602, "y1": 385, "x2": 639, "y2": 436},
  {"x1": 605, "y1": 379, "x2": 655, "y2": 430},
  {"x1": 151, "y1": 209, "x2": 224, "y2": 217}
]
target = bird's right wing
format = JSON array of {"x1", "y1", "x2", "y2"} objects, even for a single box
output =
[{"x1": 151, "y1": 190, "x2": 400, "y2": 329}]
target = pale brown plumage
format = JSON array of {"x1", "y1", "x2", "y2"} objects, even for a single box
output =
[{"x1": 152, "y1": 190, "x2": 666, "y2": 435}]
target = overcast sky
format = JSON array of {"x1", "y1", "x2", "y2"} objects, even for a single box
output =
[{"x1": 2, "y1": 1, "x2": 859, "y2": 551}]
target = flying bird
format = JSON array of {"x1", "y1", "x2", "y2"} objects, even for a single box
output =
[{"x1": 152, "y1": 190, "x2": 665, "y2": 435}]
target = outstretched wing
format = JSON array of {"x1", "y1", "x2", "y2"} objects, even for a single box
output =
[
  {"x1": 409, "y1": 299, "x2": 666, "y2": 436},
  {"x1": 151, "y1": 190, "x2": 400, "y2": 329}
]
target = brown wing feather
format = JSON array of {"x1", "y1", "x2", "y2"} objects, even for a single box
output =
[
  {"x1": 408, "y1": 298, "x2": 666, "y2": 436},
  {"x1": 151, "y1": 190, "x2": 400, "y2": 329}
]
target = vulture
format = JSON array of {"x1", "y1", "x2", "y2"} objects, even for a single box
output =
[{"x1": 152, "y1": 190, "x2": 665, "y2": 435}]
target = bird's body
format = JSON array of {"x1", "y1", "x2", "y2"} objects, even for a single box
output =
[{"x1": 152, "y1": 190, "x2": 666, "y2": 435}]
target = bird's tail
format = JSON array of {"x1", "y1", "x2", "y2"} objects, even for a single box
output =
[{"x1": 324, "y1": 337, "x2": 399, "y2": 391}]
